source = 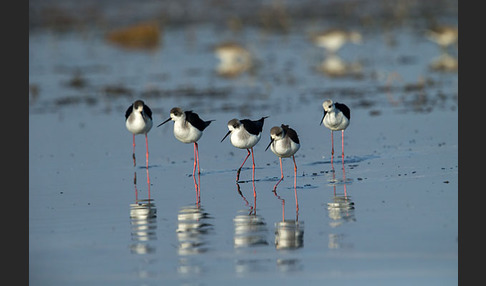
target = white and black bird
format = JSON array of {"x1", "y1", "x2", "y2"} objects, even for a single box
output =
[
  {"x1": 125, "y1": 100, "x2": 153, "y2": 167},
  {"x1": 158, "y1": 107, "x2": 213, "y2": 176},
  {"x1": 320, "y1": 99, "x2": 350, "y2": 160},
  {"x1": 221, "y1": 116, "x2": 268, "y2": 182},
  {"x1": 265, "y1": 124, "x2": 300, "y2": 191}
]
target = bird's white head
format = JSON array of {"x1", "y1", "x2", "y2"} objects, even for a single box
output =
[
  {"x1": 322, "y1": 99, "x2": 334, "y2": 112},
  {"x1": 269, "y1": 126, "x2": 285, "y2": 141},
  {"x1": 133, "y1": 100, "x2": 145, "y2": 112},
  {"x1": 227, "y1": 118, "x2": 241, "y2": 131},
  {"x1": 169, "y1": 107, "x2": 185, "y2": 121}
]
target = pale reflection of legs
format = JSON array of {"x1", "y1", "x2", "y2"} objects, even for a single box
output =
[
  {"x1": 146, "y1": 167, "x2": 151, "y2": 200},
  {"x1": 133, "y1": 172, "x2": 138, "y2": 201},
  {"x1": 195, "y1": 171, "x2": 201, "y2": 206},
  {"x1": 236, "y1": 182, "x2": 253, "y2": 215},
  {"x1": 272, "y1": 189, "x2": 285, "y2": 222},
  {"x1": 132, "y1": 134, "x2": 136, "y2": 166}
]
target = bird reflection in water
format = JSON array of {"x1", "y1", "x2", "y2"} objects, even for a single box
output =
[
  {"x1": 176, "y1": 205, "x2": 213, "y2": 256},
  {"x1": 426, "y1": 25, "x2": 458, "y2": 73},
  {"x1": 193, "y1": 170, "x2": 201, "y2": 206},
  {"x1": 326, "y1": 159, "x2": 355, "y2": 249},
  {"x1": 129, "y1": 171, "x2": 157, "y2": 255},
  {"x1": 234, "y1": 182, "x2": 268, "y2": 248},
  {"x1": 233, "y1": 182, "x2": 270, "y2": 275},
  {"x1": 176, "y1": 205, "x2": 213, "y2": 277},
  {"x1": 273, "y1": 188, "x2": 303, "y2": 250}
]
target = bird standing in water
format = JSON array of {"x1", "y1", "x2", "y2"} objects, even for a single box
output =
[
  {"x1": 265, "y1": 124, "x2": 300, "y2": 191},
  {"x1": 221, "y1": 116, "x2": 267, "y2": 182},
  {"x1": 321, "y1": 99, "x2": 350, "y2": 162},
  {"x1": 125, "y1": 100, "x2": 153, "y2": 168},
  {"x1": 158, "y1": 107, "x2": 213, "y2": 177}
]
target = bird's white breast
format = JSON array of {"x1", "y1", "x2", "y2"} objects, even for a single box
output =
[
  {"x1": 173, "y1": 120, "x2": 202, "y2": 143},
  {"x1": 230, "y1": 128, "x2": 261, "y2": 149},
  {"x1": 323, "y1": 111, "x2": 349, "y2": 131},
  {"x1": 126, "y1": 112, "x2": 152, "y2": 134},
  {"x1": 271, "y1": 139, "x2": 300, "y2": 158}
]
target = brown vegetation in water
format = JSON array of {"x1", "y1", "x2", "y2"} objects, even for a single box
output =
[{"x1": 106, "y1": 21, "x2": 161, "y2": 50}]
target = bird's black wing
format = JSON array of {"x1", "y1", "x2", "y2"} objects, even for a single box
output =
[
  {"x1": 125, "y1": 105, "x2": 133, "y2": 120},
  {"x1": 185, "y1": 111, "x2": 213, "y2": 131},
  {"x1": 335, "y1": 102, "x2": 350, "y2": 120},
  {"x1": 143, "y1": 104, "x2": 153, "y2": 120},
  {"x1": 281, "y1": 124, "x2": 300, "y2": 144},
  {"x1": 241, "y1": 116, "x2": 267, "y2": 135}
]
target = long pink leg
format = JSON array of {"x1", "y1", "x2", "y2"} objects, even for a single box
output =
[
  {"x1": 193, "y1": 143, "x2": 200, "y2": 203},
  {"x1": 197, "y1": 171, "x2": 201, "y2": 205},
  {"x1": 273, "y1": 157, "x2": 284, "y2": 191},
  {"x1": 132, "y1": 134, "x2": 136, "y2": 166},
  {"x1": 194, "y1": 171, "x2": 201, "y2": 206},
  {"x1": 341, "y1": 130, "x2": 345, "y2": 162},
  {"x1": 195, "y1": 142, "x2": 200, "y2": 175},
  {"x1": 331, "y1": 130, "x2": 334, "y2": 156},
  {"x1": 236, "y1": 149, "x2": 251, "y2": 181},
  {"x1": 252, "y1": 178, "x2": 256, "y2": 213},
  {"x1": 145, "y1": 134, "x2": 149, "y2": 169},
  {"x1": 251, "y1": 147, "x2": 256, "y2": 182},
  {"x1": 251, "y1": 148, "x2": 257, "y2": 197},
  {"x1": 193, "y1": 143, "x2": 198, "y2": 178},
  {"x1": 293, "y1": 155, "x2": 299, "y2": 215},
  {"x1": 342, "y1": 157, "x2": 347, "y2": 198}
]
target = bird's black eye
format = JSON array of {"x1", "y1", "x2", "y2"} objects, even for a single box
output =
[{"x1": 328, "y1": 105, "x2": 332, "y2": 108}]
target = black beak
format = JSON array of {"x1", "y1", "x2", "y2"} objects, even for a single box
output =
[
  {"x1": 157, "y1": 117, "x2": 171, "y2": 127},
  {"x1": 265, "y1": 138, "x2": 274, "y2": 151},
  {"x1": 221, "y1": 130, "x2": 231, "y2": 142},
  {"x1": 320, "y1": 111, "x2": 325, "y2": 126}
]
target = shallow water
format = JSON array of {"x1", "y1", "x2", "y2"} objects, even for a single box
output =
[{"x1": 30, "y1": 2, "x2": 457, "y2": 285}]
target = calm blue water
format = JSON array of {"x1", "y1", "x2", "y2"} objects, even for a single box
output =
[{"x1": 29, "y1": 7, "x2": 457, "y2": 285}]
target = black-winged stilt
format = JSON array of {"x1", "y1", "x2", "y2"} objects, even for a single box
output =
[
  {"x1": 265, "y1": 124, "x2": 300, "y2": 192},
  {"x1": 125, "y1": 100, "x2": 153, "y2": 168},
  {"x1": 320, "y1": 99, "x2": 350, "y2": 161},
  {"x1": 221, "y1": 116, "x2": 267, "y2": 182}
]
